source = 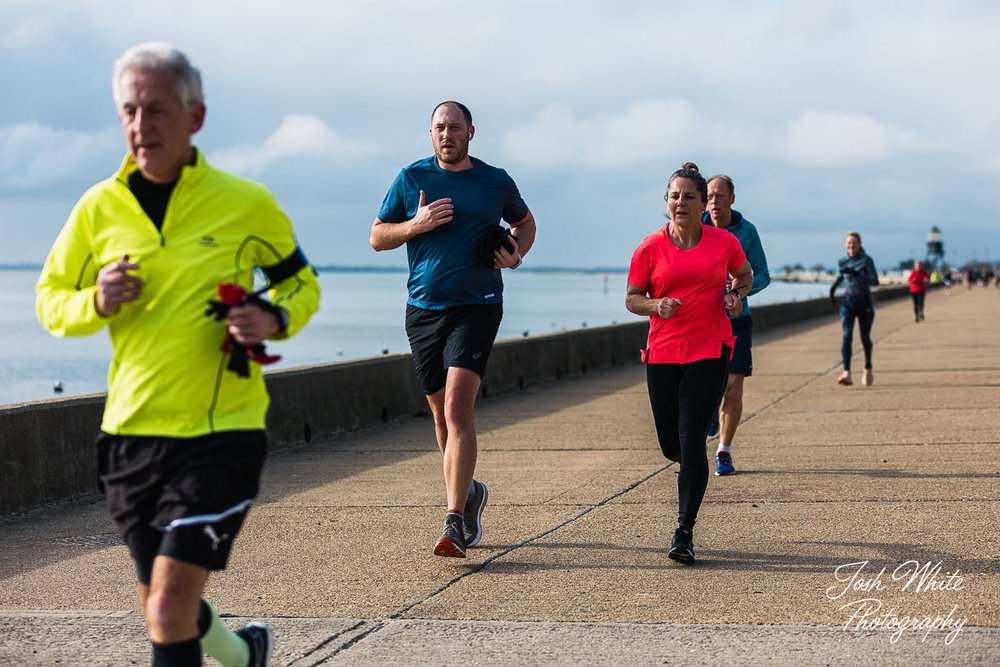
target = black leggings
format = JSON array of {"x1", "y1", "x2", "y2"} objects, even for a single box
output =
[
  {"x1": 910, "y1": 291, "x2": 925, "y2": 320},
  {"x1": 839, "y1": 295, "x2": 874, "y2": 371},
  {"x1": 645, "y1": 348, "x2": 730, "y2": 529}
]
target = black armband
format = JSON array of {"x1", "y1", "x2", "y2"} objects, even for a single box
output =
[{"x1": 262, "y1": 246, "x2": 309, "y2": 285}]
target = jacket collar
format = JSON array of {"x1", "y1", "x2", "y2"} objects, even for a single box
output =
[
  {"x1": 114, "y1": 147, "x2": 205, "y2": 186},
  {"x1": 701, "y1": 208, "x2": 744, "y2": 229}
]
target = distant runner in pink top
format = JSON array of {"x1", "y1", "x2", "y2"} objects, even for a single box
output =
[
  {"x1": 907, "y1": 260, "x2": 930, "y2": 322},
  {"x1": 626, "y1": 162, "x2": 752, "y2": 565}
]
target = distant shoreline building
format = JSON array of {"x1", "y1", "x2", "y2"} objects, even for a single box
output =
[{"x1": 926, "y1": 226, "x2": 945, "y2": 269}]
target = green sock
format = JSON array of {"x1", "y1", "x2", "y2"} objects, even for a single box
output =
[{"x1": 198, "y1": 601, "x2": 250, "y2": 667}]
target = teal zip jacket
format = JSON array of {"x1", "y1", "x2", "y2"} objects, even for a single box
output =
[
  {"x1": 702, "y1": 209, "x2": 770, "y2": 318},
  {"x1": 36, "y1": 151, "x2": 320, "y2": 437},
  {"x1": 831, "y1": 251, "x2": 879, "y2": 301}
]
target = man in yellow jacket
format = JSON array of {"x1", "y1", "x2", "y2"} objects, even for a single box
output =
[{"x1": 35, "y1": 42, "x2": 319, "y2": 667}]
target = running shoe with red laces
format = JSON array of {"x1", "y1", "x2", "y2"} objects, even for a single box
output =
[{"x1": 433, "y1": 513, "x2": 467, "y2": 558}]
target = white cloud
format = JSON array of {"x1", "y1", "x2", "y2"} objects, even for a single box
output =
[
  {"x1": 498, "y1": 105, "x2": 578, "y2": 169},
  {"x1": 1, "y1": 1, "x2": 999, "y2": 268},
  {"x1": 782, "y1": 109, "x2": 928, "y2": 165},
  {"x1": 502, "y1": 99, "x2": 708, "y2": 169},
  {"x1": 210, "y1": 114, "x2": 362, "y2": 175},
  {"x1": 1, "y1": 14, "x2": 56, "y2": 51},
  {"x1": 771, "y1": 0, "x2": 857, "y2": 41},
  {"x1": 0, "y1": 123, "x2": 120, "y2": 188}
]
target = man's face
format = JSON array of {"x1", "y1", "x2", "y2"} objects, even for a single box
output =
[
  {"x1": 706, "y1": 179, "x2": 735, "y2": 225},
  {"x1": 117, "y1": 67, "x2": 204, "y2": 183},
  {"x1": 430, "y1": 104, "x2": 472, "y2": 168}
]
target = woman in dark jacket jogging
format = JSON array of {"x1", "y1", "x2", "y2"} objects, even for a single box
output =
[{"x1": 829, "y1": 231, "x2": 879, "y2": 386}]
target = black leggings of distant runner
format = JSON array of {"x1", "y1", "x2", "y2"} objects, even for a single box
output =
[
  {"x1": 910, "y1": 291, "x2": 926, "y2": 321},
  {"x1": 839, "y1": 295, "x2": 875, "y2": 371},
  {"x1": 645, "y1": 347, "x2": 730, "y2": 529}
]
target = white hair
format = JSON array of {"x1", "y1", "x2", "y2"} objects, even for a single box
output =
[{"x1": 111, "y1": 41, "x2": 203, "y2": 109}]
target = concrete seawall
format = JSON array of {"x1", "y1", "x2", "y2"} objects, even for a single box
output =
[{"x1": 0, "y1": 287, "x2": 908, "y2": 513}]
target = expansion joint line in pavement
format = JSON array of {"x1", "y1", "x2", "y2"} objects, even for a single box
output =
[
  {"x1": 282, "y1": 620, "x2": 367, "y2": 666},
  {"x1": 309, "y1": 464, "x2": 672, "y2": 664},
  {"x1": 296, "y1": 318, "x2": 922, "y2": 663},
  {"x1": 736, "y1": 315, "x2": 915, "y2": 430}
]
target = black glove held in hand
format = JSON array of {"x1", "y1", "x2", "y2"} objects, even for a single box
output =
[{"x1": 478, "y1": 225, "x2": 518, "y2": 266}]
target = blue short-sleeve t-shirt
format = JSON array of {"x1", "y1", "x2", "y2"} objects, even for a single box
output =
[{"x1": 377, "y1": 156, "x2": 528, "y2": 309}]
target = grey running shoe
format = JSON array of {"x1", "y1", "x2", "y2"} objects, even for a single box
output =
[
  {"x1": 433, "y1": 513, "x2": 467, "y2": 558},
  {"x1": 236, "y1": 622, "x2": 274, "y2": 667},
  {"x1": 668, "y1": 527, "x2": 695, "y2": 565},
  {"x1": 463, "y1": 480, "x2": 489, "y2": 547}
]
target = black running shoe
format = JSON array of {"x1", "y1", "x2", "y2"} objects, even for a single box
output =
[
  {"x1": 668, "y1": 527, "x2": 695, "y2": 564},
  {"x1": 236, "y1": 622, "x2": 274, "y2": 667},
  {"x1": 463, "y1": 480, "x2": 489, "y2": 547},
  {"x1": 433, "y1": 513, "x2": 467, "y2": 558}
]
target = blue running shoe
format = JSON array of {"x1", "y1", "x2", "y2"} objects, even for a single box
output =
[
  {"x1": 715, "y1": 451, "x2": 736, "y2": 476},
  {"x1": 463, "y1": 480, "x2": 488, "y2": 547},
  {"x1": 706, "y1": 418, "x2": 720, "y2": 438}
]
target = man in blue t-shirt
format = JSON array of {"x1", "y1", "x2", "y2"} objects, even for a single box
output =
[
  {"x1": 703, "y1": 174, "x2": 770, "y2": 477},
  {"x1": 370, "y1": 100, "x2": 536, "y2": 558}
]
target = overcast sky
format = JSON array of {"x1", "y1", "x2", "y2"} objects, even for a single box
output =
[{"x1": 2, "y1": 0, "x2": 998, "y2": 270}]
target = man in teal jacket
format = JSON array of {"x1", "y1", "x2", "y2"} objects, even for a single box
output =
[{"x1": 703, "y1": 175, "x2": 770, "y2": 476}]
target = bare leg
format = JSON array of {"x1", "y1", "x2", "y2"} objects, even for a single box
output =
[
  {"x1": 143, "y1": 555, "x2": 209, "y2": 644},
  {"x1": 426, "y1": 388, "x2": 448, "y2": 455},
  {"x1": 427, "y1": 367, "x2": 482, "y2": 511},
  {"x1": 719, "y1": 373, "x2": 745, "y2": 446}
]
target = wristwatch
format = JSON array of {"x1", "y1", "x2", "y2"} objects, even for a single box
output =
[
  {"x1": 510, "y1": 253, "x2": 523, "y2": 270},
  {"x1": 276, "y1": 307, "x2": 290, "y2": 333}
]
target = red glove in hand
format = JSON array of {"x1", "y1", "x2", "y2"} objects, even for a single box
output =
[{"x1": 205, "y1": 283, "x2": 282, "y2": 377}]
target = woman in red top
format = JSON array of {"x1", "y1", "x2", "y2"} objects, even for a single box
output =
[
  {"x1": 627, "y1": 163, "x2": 752, "y2": 564},
  {"x1": 907, "y1": 260, "x2": 930, "y2": 322}
]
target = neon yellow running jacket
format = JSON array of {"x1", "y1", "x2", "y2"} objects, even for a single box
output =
[{"x1": 36, "y1": 151, "x2": 321, "y2": 437}]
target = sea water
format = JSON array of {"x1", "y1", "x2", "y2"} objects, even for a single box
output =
[{"x1": 2, "y1": 269, "x2": 829, "y2": 405}]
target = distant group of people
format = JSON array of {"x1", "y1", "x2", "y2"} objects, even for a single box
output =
[
  {"x1": 33, "y1": 40, "x2": 937, "y2": 666},
  {"x1": 964, "y1": 265, "x2": 1000, "y2": 288}
]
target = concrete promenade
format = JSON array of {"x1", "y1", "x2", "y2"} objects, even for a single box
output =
[{"x1": 1, "y1": 287, "x2": 998, "y2": 666}]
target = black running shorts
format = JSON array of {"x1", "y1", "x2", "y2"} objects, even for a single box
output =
[
  {"x1": 728, "y1": 315, "x2": 753, "y2": 377},
  {"x1": 405, "y1": 303, "x2": 503, "y2": 395},
  {"x1": 96, "y1": 430, "x2": 267, "y2": 584}
]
